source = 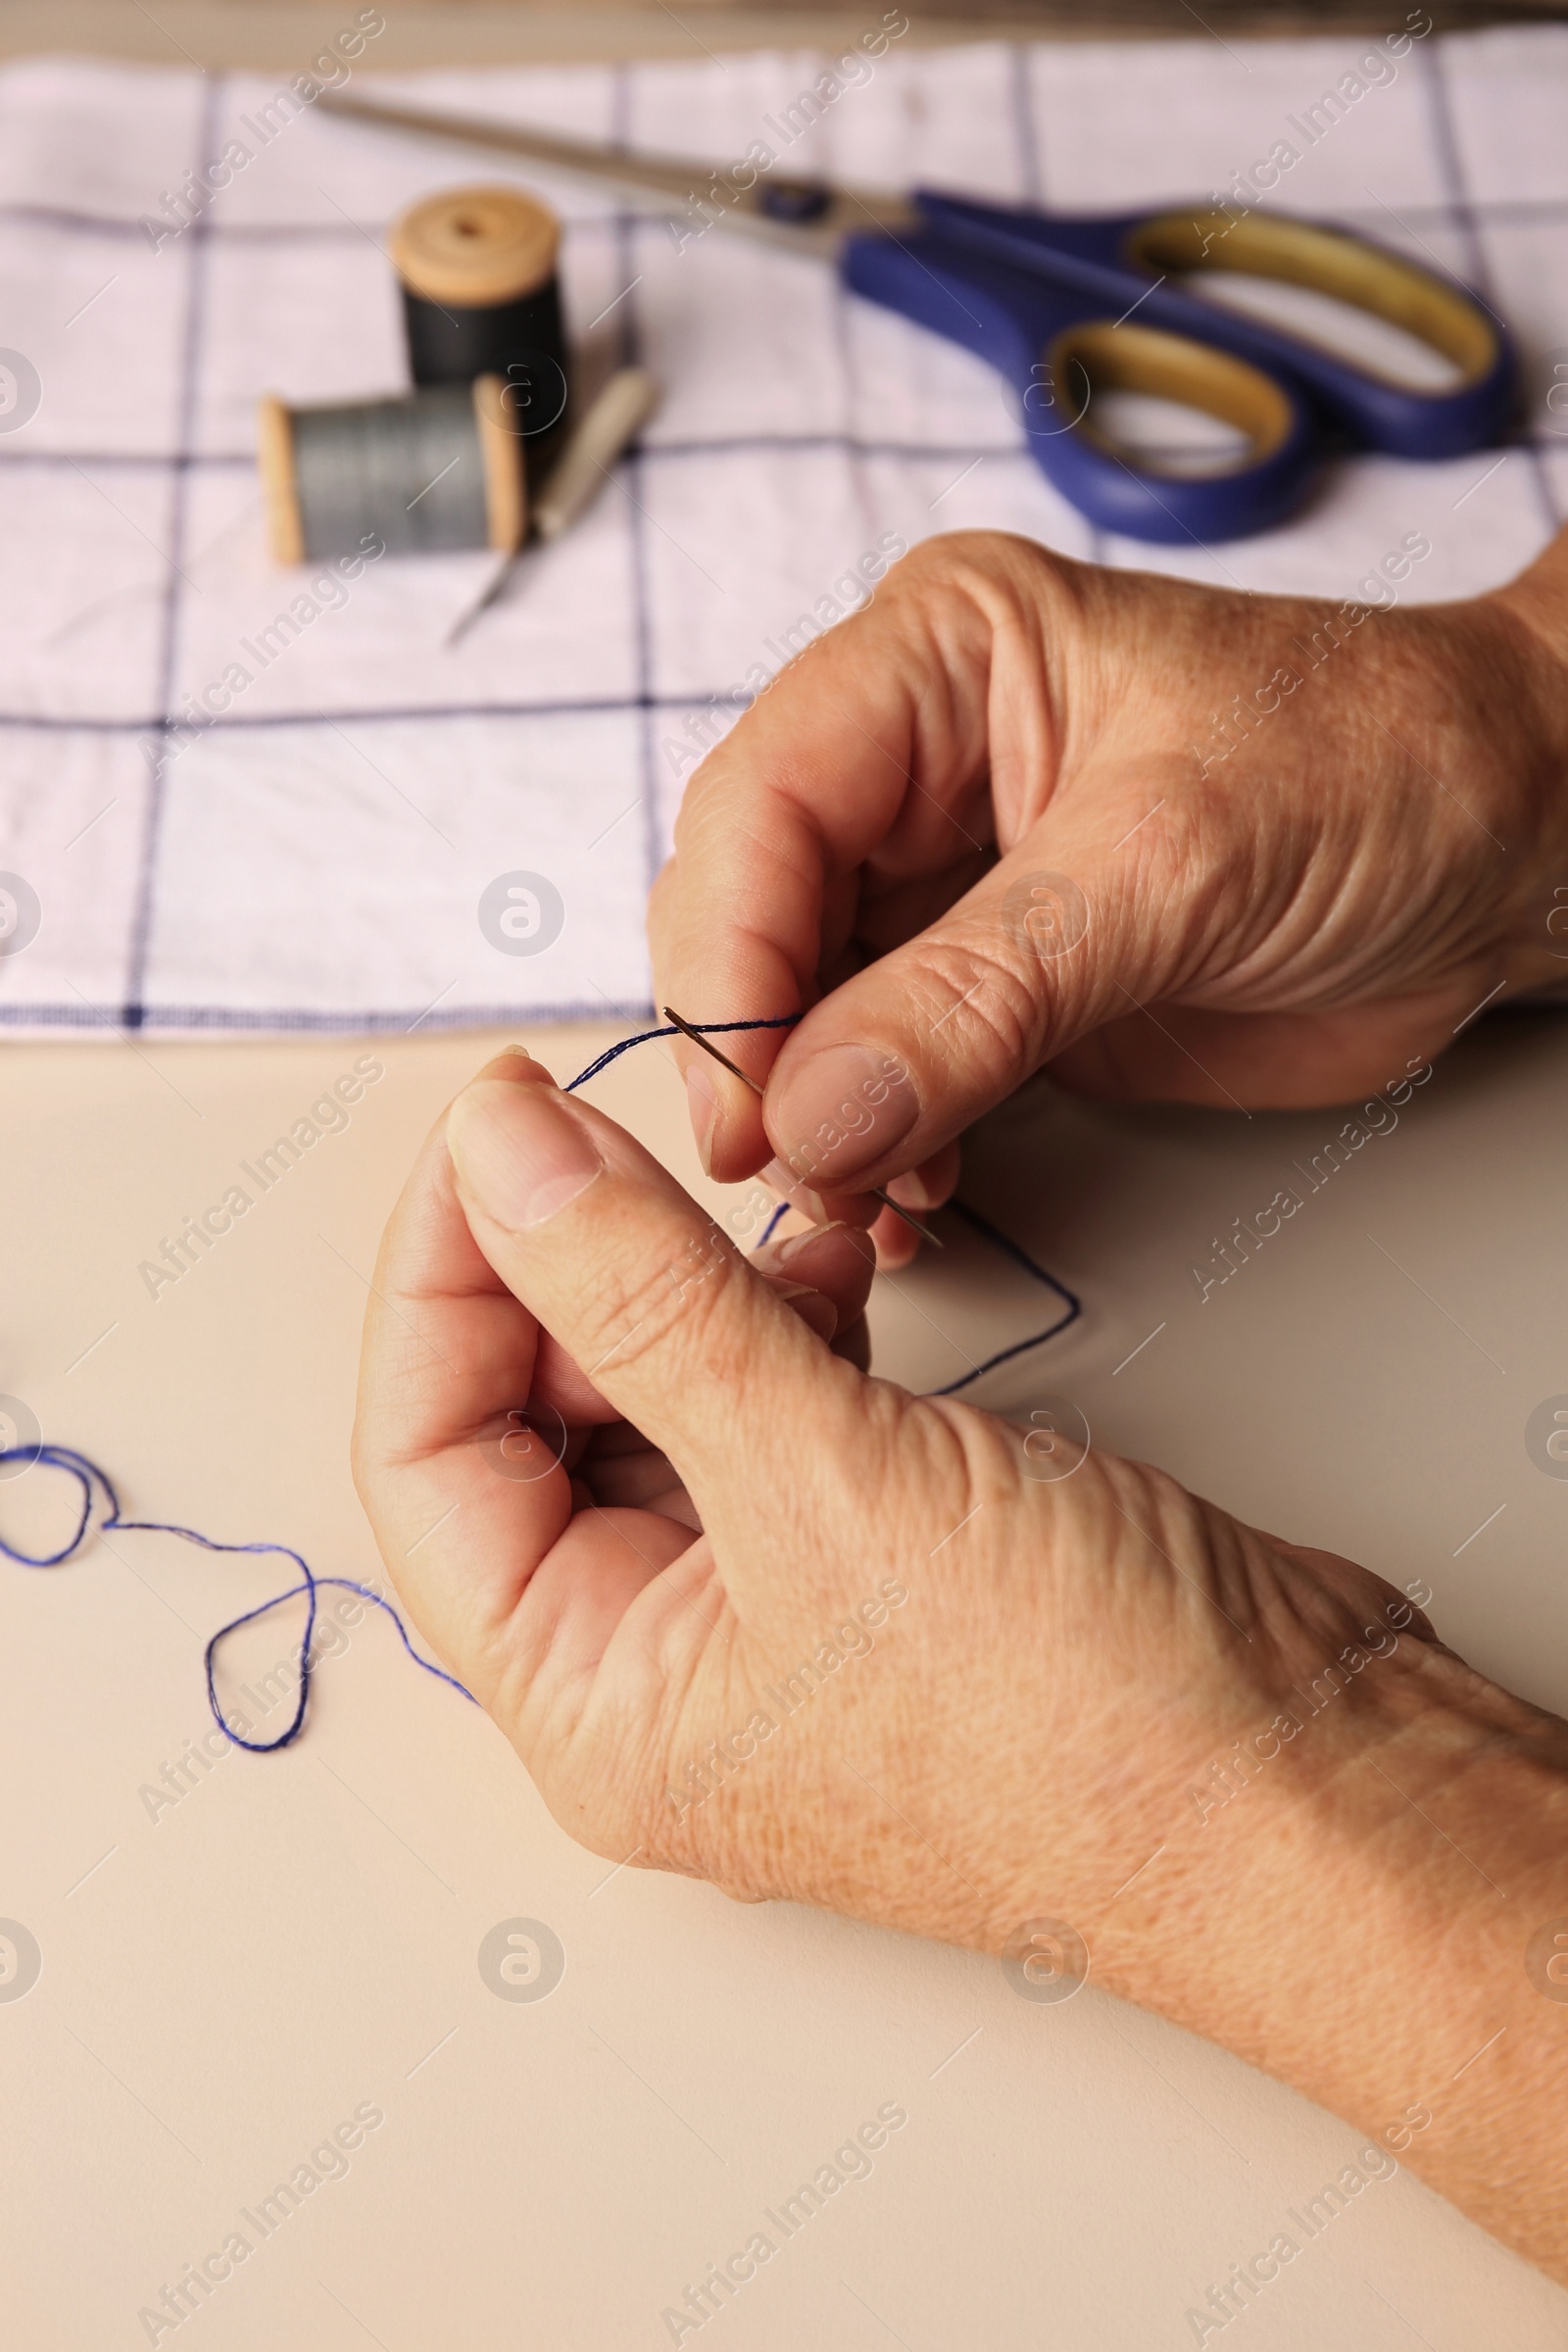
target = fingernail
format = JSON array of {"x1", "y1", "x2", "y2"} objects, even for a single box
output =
[
  {"x1": 762, "y1": 1157, "x2": 828, "y2": 1222},
  {"x1": 775, "y1": 1220, "x2": 848, "y2": 1270},
  {"x1": 871, "y1": 1214, "x2": 920, "y2": 1272},
  {"x1": 476, "y1": 1044, "x2": 541, "y2": 1082},
  {"x1": 886, "y1": 1166, "x2": 936, "y2": 1210},
  {"x1": 773, "y1": 1282, "x2": 838, "y2": 1342},
  {"x1": 772, "y1": 1045, "x2": 918, "y2": 1185},
  {"x1": 763, "y1": 1159, "x2": 878, "y2": 1232},
  {"x1": 686, "y1": 1062, "x2": 717, "y2": 1176},
  {"x1": 448, "y1": 1078, "x2": 602, "y2": 1231}
]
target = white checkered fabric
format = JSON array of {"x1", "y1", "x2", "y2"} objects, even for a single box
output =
[{"x1": 0, "y1": 28, "x2": 1563, "y2": 1033}]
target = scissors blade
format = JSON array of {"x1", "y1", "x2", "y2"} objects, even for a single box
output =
[{"x1": 319, "y1": 94, "x2": 918, "y2": 255}]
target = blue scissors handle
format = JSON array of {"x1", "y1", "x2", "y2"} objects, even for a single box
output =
[
  {"x1": 843, "y1": 194, "x2": 1515, "y2": 541},
  {"x1": 842, "y1": 227, "x2": 1320, "y2": 542},
  {"x1": 916, "y1": 191, "x2": 1513, "y2": 457}
]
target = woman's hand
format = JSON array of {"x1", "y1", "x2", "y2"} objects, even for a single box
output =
[
  {"x1": 353, "y1": 1050, "x2": 1568, "y2": 2279},
  {"x1": 354, "y1": 1053, "x2": 1368, "y2": 1931},
  {"x1": 650, "y1": 529, "x2": 1568, "y2": 1257}
]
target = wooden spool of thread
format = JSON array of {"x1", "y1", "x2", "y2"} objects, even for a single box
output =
[
  {"x1": 389, "y1": 184, "x2": 569, "y2": 451},
  {"x1": 257, "y1": 375, "x2": 525, "y2": 564}
]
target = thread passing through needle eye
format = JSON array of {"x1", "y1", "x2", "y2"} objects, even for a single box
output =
[{"x1": 662, "y1": 1005, "x2": 943, "y2": 1250}]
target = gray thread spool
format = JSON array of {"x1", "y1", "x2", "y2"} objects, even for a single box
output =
[{"x1": 258, "y1": 374, "x2": 524, "y2": 564}]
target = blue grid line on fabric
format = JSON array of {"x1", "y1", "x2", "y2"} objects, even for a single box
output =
[
  {"x1": 8, "y1": 421, "x2": 1565, "y2": 487},
  {"x1": 0, "y1": 691, "x2": 739, "y2": 734},
  {"x1": 0, "y1": 436, "x2": 1031, "y2": 470},
  {"x1": 0, "y1": 997, "x2": 661, "y2": 1032},
  {"x1": 611, "y1": 65, "x2": 669, "y2": 938},
  {"x1": 1009, "y1": 41, "x2": 1045, "y2": 208},
  {"x1": 1420, "y1": 41, "x2": 1562, "y2": 535},
  {"x1": 121, "y1": 73, "x2": 223, "y2": 1033}
]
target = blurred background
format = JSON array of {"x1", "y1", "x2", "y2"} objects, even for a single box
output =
[{"x1": 12, "y1": 0, "x2": 1568, "y2": 73}]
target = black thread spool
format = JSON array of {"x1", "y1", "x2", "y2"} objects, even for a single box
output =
[{"x1": 390, "y1": 185, "x2": 569, "y2": 471}]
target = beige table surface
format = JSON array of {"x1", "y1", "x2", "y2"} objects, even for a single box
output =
[{"x1": 3, "y1": 1013, "x2": 1568, "y2": 2348}]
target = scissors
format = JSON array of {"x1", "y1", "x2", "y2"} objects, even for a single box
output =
[{"x1": 323, "y1": 93, "x2": 1515, "y2": 544}]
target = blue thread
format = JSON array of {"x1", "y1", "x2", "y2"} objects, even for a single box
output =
[
  {"x1": 758, "y1": 1199, "x2": 790, "y2": 1248},
  {"x1": 0, "y1": 1443, "x2": 474, "y2": 1752},
  {"x1": 932, "y1": 1200, "x2": 1080, "y2": 1393},
  {"x1": 1, "y1": 1022, "x2": 1079, "y2": 1754},
  {"x1": 564, "y1": 1013, "x2": 801, "y2": 1094}
]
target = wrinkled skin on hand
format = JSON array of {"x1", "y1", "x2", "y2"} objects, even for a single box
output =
[{"x1": 651, "y1": 529, "x2": 1568, "y2": 1260}]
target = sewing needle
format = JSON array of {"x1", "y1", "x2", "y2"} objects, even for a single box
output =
[
  {"x1": 662, "y1": 1006, "x2": 943, "y2": 1250},
  {"x1": 445, "y1": 543, "x2": 530, "y2": 648}
]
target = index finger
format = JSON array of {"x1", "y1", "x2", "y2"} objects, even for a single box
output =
[
  {"x1": 351, "y1": 1063, "x2": 702, "y2": 1718},
  {"x1": 350, "y1": 1079, "x2": 571, "y2": 1668},
  {"x1": 649, "y1": 536, "x2": 1018, "y2": 1183}
]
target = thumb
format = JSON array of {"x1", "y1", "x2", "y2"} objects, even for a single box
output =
[
  {"x1": 761, "y1": 827, "x2": 1149, "y2": 1193},
  {"x1": 444, "y1": 1058, "x2": 862, "y2": 1570}
]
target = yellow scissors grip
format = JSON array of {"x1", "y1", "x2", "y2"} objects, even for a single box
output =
[
  {"x1": 1125, "y1": 210, "x2": 1501, "y2": 390},
  {"x1": 1044, "y1": 322, "x2": 1298, "y2": 476}
]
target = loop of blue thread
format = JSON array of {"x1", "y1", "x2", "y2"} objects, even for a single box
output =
[
  {"x1": 563, "y1": 1015, "x2": 1081, "y2": 1391},
  {"x1": 0, "y1": 1443, "x2": 473, "y2": 1754},
  {"x1": 0, "y1": 1020, "x2": 1078, "y2": 1750},
  {"x1": 931, "y1": 1200, "x2": 1080, "y2": 1393}
]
